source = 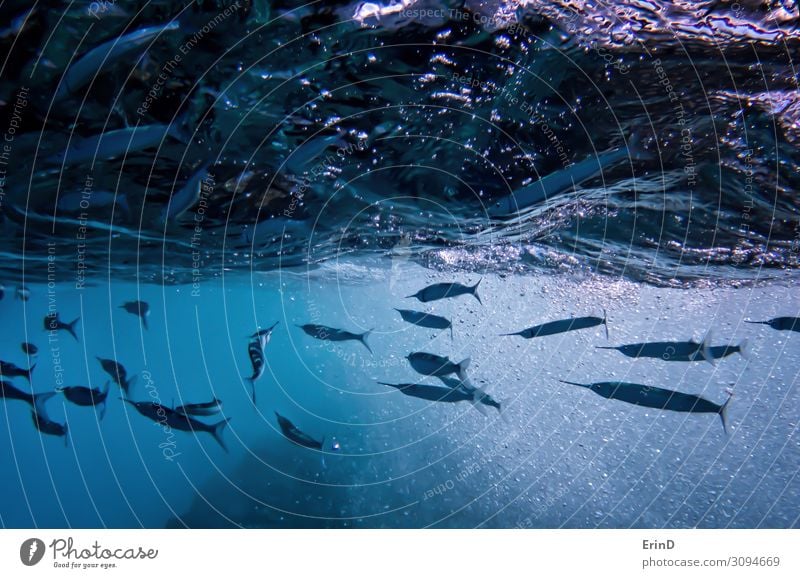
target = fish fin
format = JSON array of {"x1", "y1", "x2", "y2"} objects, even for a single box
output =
[
  {"x1": 67, "y1": 317, "x2": 80, "y2": 341},
  {"x1": 142, "y1": 316, "x2": 149, "y2": 331},
  {"x1": 449, "y1": 325, "x2": 453, "y2": 341},
  {"x1": 462, "y1": 381, "x2": 492, "y2": 417},
  {"x1": 360, "y1": 329, "x2": 373, "y2": 355},
  {"x1": 602, "y1": 309, "x2": 609, "y2": 340},
  {"x1": 469, "y1": 396, "x2": 490, "y2": 416},
  {"x1": 211, "y1": 418, "x2": 231, "y2": 453},
  {"x1": 719, "y1": 392, "x2": 733, "y2": 434},
  {"x1": 457, "y1": 357, "x2": 471, "y2": 382},
  {"x1": 738, "y1": 338, "x2": 749, "y2": 361},
  {"x1": 99, "y1": 400, "x2": 107, "y2": 421},
  {"x1": 471, "y1": 278, "x2": 482, "y2": 304},
  {"x1": 26, "y1": 363, "x2": 36, "y2": 381},
  {"x1": 699, "y1": 329, "x2": 714, "y2": 365},
  {"x1": 33, "y1": 391, "x2": 57, "y2": 414}
]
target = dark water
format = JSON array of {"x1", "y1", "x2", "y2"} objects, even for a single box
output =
[{"x1": 0, "y1": 1, "x2": 798, "y2": 528}]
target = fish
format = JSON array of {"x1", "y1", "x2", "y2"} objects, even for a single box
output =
[
  {"x1": 246, "y1": 338, "x2": 266, "y2": 405},
  {"x1": 16, "y1": 286, "x2": 30, "y2": 301},
  {"x1": 55, "y1": 20, "x2": 184, "y2": 99},
  {"x1": 560, "y1": 380, "x2": 732, "y2": 433},
  {"x1": 597, "y1": 331, "x2": 745, "y2": 366},
  {"x1": 96, "y1": 357, "x2": 136, "y2": 395},
  {"x1": 161, "y1": 166, "x2": 211, "y2": 225},
  {"x1": 122, "y1": 400, "x2": 230, "y2": 452},
  {"x1": 746, "y1": 317, "x2": 800, "y2": 332},
  {"x1": 488, "y1": 135, "x2": 653, "y2": 216},
  {"x1": 21, "y1": 343, "x2": 38, "y2": 356},
  {"x1": 44, "y1": 313, "x2": 80, "y2": 341},
  {"x1": 0, "y1": 360, "x2": 36, "y2": 383},
  {"x1": 59, "y1": 381, "x2": 110, "y2": 420},
  {"x1": 0, "y1": 380, "x2": 56, "y2": 410},
  {"x1": 502, "y1": 311, "x2": 608, "y2": 340},
  {"x1": 395, "y1": 309, "x2": 453, "y2": 339},
  {"x1": 46, "y1": 123, "x2": 187, "y2": 166},
  {"x1": 246, "y1": 322, "x2": 279, "y2": 404},
  {"x1": 407, "y1": 279, "x2": 481, "y2": 304},
  {"x1": 297, "y1": 324, "x2": 373, "y2": 354},
  {"x1": 379, "y1": 381, "x2": 501, "y2": 414},
  {"x1": 120, "y1": 300, "x2": 150, "y2": 330},
  {"x1": 31, "y1": 411, "x2": 69, "y2": 446},
  {"x1": 285, "y1": 134, "x2": 346, "y2": 174},
  {"x1": 175, "y1": 398, "x2": 223, "y2": 417},
  {"x1": 274, "y1": 412, "x2": 324, "y2": 450},
  {"x1": 406, "y1": 352, "x2": 472, "y2": 384}
]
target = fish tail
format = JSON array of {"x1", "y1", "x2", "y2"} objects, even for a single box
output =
[
  {"x1": 360, "y1": 329, "x2": 374, "y2": 355},
  {"x1": 248, "y1": 378, "x2": 257, "y2": 406},
  {"x1": 26, "y1": 363, "x2": 36, "y2": 382},
  {"x1": 211, "y1": 418, "x2": 231, "y2": 453},
  {"x1": 66, "y1": 317, "x2": 81, "y2": 341},
  {"x1": 737, "y1": 338, "x2": 749, "y2": 360},
  {"x1": 719, "y1": 392, "x2": 733, "y2": 435},
  {"x1": 700, "y1": 329, "x2": 715, "y2": 366},
  {"x1": 602, "y1": 309, "x2": 609, "y2": 340},
  {"x1": 471, "y1": 278, "x2": 482, "y2": 304},
  {"x1": 124, "y1": 374, "x2": 137, "y2": 396},
  {"x1": 469, "y1": 395, "x2": 490, "y2": 417},
  {"x1": 456, "y1": 357, "x2": 471, "y2": 382},
  {"x1": 449, "y1": 324, "x2": 454, "y2": 341}
]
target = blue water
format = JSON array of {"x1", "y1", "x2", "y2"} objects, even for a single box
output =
[
  {"x1": 1, "y1": 263, "x2": 798, "y2": 528},
  {"x1": 0, "y1": 0, "x2": 799, "y2": 528}
]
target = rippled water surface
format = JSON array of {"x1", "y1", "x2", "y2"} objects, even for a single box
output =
[{"x1": 0, "y1": 0, "x2": 798, "y2": 528}]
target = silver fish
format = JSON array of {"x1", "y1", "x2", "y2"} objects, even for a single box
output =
[
  {"x1": 56, "y1": 21, "x2": 183, "y2": 98},
  {"x1": 407, "y1": 279, "x2": 481, "y2": 304},
  {"x1": 488, "y1": 136, "x2": 652, "y2": 217}
]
